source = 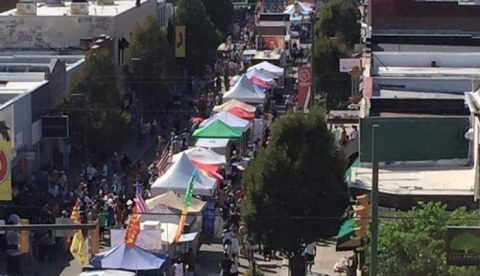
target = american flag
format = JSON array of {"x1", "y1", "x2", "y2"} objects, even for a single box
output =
[
  {"x1": 156, "y1": 141, "x2": 171, "y2": 174},
  {"x1": 134, "y1": 184, "x2": 149, "y2": 214}
]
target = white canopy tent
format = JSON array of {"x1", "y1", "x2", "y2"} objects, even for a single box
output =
[
  {"x1": 247, "y1": 61, "x2": 284, "y2": 78},
  {"x1": 213, "y1": 99, "x2": 257, "y2": 113},
  {"x1": 172, "y1": 147, "x2": 227, "y2": 165},
  {"x1": 150, "y1": 153, "x2": 217, "y2": 197},
  {"x1": 200, "y1": 111, "x2": 251, "y2": 131},
  {"x1": 246, "y1": 68, "x2": 279, "y2": 87},
  {"x1": 195, "y1": 138, "x2": 230, "y2": 156},
  {"x1": 284, "y1": 1, "x2": 313, "y2": 15},
  {"x1": 223, "y1": 75, "x2": 266, "y2": 104}
]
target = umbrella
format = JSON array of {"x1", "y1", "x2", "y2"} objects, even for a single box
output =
[{"x1": 191, "y1": 117, "x2": 204, "y2": 125}]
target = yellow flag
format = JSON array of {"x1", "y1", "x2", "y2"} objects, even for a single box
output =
[{"x1": 70, "y1": 231, "x2": 89, "y2": 266}]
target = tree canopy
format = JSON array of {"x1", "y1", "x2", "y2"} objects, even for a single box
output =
[
  {"x1": 201, "y1": 0, "x2": 235, "y2": 40},
  {"x1": 241, "y1": 109, "x2": 349, "y2": 274},
  {"x1": 66, "y1": 50, "x2": 126, "y2": 159},
  {"x1": 175, "y1": 0, "x2": 220, "y2": 76},
  {"x1": 313, "y1": 0, "x2": 360, "y2": 108},
  {"x1": 378, "y1": 201, "x2": 480, "y2": 276},
  {"x1": 128, "y1": 15, "x2": 174, "y2": 108}
]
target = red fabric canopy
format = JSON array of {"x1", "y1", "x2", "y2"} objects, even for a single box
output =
[
  {"x1": 226, "y1": 107, "x2": 255, "y2": 120},
  {"x1": 192, "y1": 161, "x2": 224, "y2": 181}
]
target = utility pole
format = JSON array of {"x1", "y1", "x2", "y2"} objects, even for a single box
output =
[{"x1": 370, "y1": 124, "x2": 379, "y2": 276}]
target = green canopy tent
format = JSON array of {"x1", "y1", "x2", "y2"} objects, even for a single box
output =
[
  {"x1": 192, "y1": 120, "x2": 243, "y2": 139},
  {"x1": 336, "y1": 218, "x2": 361, "y2": 251}
]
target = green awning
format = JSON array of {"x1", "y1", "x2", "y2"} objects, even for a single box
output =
[
  {"x1": 192, "y1": 120, "x2": 243, "y2": 139},
  {"x1": 345, "y1": 157, "x2": 360, "y2": 182},
  {"x1": 336, "y1": 218, "x2": 361, "y2": 251}
]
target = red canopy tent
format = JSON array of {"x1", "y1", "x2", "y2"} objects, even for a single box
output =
[
  {"x1": 226, "y1": 107, "x2": 255, "y2": 120},
  {"x1": 192, "y1": 160, "x2": 224, "y2": 181}
]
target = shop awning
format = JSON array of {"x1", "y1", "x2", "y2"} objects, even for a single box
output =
[
  {"x1": 193, "y1": 120, "x2": 243, "y2": 139},
  {"x1": 336, "y1": 218, "x2": 361, "y2": 251}
]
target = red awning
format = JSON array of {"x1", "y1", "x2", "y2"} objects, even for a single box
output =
[
  {"x1": 226, "y1": 107, "x2": 255, "y2": 120},
  {"x1": 192, "y1": 161, "x2": 224, "y2": 181}
]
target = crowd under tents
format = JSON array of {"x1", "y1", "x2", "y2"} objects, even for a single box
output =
[
  {"x1": 222, "y1": 75, "x2": 266, "y2": 104},
  {"x1": 150, "y1": 153, "x2": 217, "y2": 197},
  {"x1": 86, "y1": 243, "x2": 169, "y2": 275},
  {"x1": 213, "y1": 99, "x2": 257, "y2": 113},
  {"x1": 247, "y1": 61, "x2": 284, "y2": 78},
  {"x1": 192, "y1": 120, "x2": 244, "y2": 140},
  {"x1": 200, "y1": 111, "x2": 251, "y2": 131}
]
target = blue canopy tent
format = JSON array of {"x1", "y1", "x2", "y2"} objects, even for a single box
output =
[{"x1": 85, "y1": 243, "x2": 169, "y2": 275}]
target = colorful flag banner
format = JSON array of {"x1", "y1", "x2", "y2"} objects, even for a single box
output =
[
  {"x1": 175, "y1": 169, "x2": 197, "y2": 242},
  {"x1": 70, "y1": 230, "x2": 89, "y2": 266},
  {"x1": 0, "y1": 120, "x2": 12, "y2": 201},
  {"x1": 156, "y1": 141, "x2": 172, "y2": 174},
  {"x1": 124, "y1": 206, "x2": 141, "y2": 247}
]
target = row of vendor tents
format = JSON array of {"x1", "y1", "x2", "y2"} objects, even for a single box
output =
[{"x1": 81, "y1": 61, "x2": 284, "y2": 275}]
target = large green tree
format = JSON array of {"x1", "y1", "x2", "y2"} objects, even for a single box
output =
[
  {"x1": 378, "y1": 202, "x2": 480, "y2": 276},
  {"x1": 175, "y1": 0, "x2": 220, "y2": 76},
  {"x1": 128, "y1": 15, "x2": 174, "y2": 108},
  {"x1": 313, "y1": 35, "x2": 351, "y2": 108},
  {"x1": 313, "y1": 0, "x2": 360, "y2": 108},
  {"x1": 201, "y1": 0, "x2": 235, "y2": 39},
  {"x1": 315, "y1": 0, "x2": 360, "y2": 47},
  {"x1": 241, "y1": 110, "x2": 349, "y2": 275},
  {"x1": 66, "y1": 50, "x2": 126, "y2": 159}
]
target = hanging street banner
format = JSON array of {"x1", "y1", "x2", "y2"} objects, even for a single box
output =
[
  {"x1": 175, "y1": 25, "x2": 186, "y2": 58},
  {"x1": 447, "y1": 226, "x2": 480, "y2": 266},
  {"x1": 0, "y1": 119, "x2": 12, "y2": 201}
]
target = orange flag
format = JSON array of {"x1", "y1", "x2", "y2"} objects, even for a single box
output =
[
  {"x1": 125, "y1": 206, "x2": 141, "y2": 247},
  {"x1": 70, "y1": 199, "x2": 81, "y2": 224}
]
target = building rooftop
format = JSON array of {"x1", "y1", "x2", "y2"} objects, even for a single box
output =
[
  {"x1": 351, "y1": 165, "x2": 474, "y2": 196},
  {"x1": 375, "y1": 89, "x2": 465, "y2": 99},
  {"x1": 0, "y1": 0, "x2": 146, "y2": 17},
  {"x1": 377, "y1": 67, "x2": 480, "y2": 78}
]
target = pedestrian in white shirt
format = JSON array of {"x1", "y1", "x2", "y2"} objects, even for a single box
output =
[
  {"x1": 333, "y1": 126, "x2": 342, "y2": 145},
  {"x1": 350, "y1": 125, "x2": 359, "y2": 140}
]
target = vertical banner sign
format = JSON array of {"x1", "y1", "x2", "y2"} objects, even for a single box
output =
[
  {"x1": 175, "y1": 26, "x2": 186, "y2": 58},
  {"x1": 0, "y1": 120, "x2": 12, "y2": 201}
]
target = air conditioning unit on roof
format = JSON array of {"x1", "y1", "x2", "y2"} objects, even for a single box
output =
[{"x1": 17, "y1": 1, "x2": 37, "y2": 16}]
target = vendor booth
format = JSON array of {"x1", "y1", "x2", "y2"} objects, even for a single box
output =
[
  {"x1": 247, "y1": 61, "x2": 284, "y2": 78},
  {"x1": 200, "y1": 111, "x2": 251, "y2": 131},
  {"x1": 172, "y1": 147, "x2": 227, "y2": 165},
  {"x1": 150, "y1": 153, "x2": 217, "y2": 197},
  {"x1": 222, "y1": 75, "x2": 266, "y2": 104},
  {"x1": 213, "y1": 99, "x2": 257, "y2": 113},
  {"x1": 195, "y1": 138, "x2": 231, "y2": 156},
  {"x1": 86, "y1": 243, "x2": 169, "y2": 275}
]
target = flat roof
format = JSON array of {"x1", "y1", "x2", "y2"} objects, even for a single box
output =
[
  {"x1": 376, "y1": 89, "x2": 466, "y2": 99},
  {"x1": 351, "y1": 165, "x2": 474, "y2": 196},
  {"x1": 376, "y1": 44, "x2": 480, "y2": 53},
  {"x1": 378, "y1": 66, "x2": 480, "y2": 77},
  {"x1": 0, "y1": 0, "x2": 148, "y2": 17}
]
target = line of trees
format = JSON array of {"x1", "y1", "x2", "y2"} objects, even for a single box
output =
[{"x1": 313, "y1": 0, "x2": 361, "y2": 109}]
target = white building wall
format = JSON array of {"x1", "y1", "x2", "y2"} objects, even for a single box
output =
[
  {"x1": 0, "y1": 16, "x2": 115, "y2": 49},
  {"x1": 0, "y1": 0, "x2": 157, "y2": 49}
]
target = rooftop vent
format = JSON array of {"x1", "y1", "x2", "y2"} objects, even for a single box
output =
[
  {"x1": 71, "y1": 0, "x2": 89, "y2": 15},
  {"x1": 97, "y1": 0, "x2": 115, "y2": 5},
  {"x1": 45, "y1": 0, "x2": 64, "y2": 6},
  {"x1": 17, "y1": 1, "x2": 37, "y2": 16}
]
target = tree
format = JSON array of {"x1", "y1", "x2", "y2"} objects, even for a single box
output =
[
  {"x1": 128, "y1": 15, "x2": 174, "y2": 109},
  {"x1": 378, "y1": 201, "x2": 480, "y2": 276},
  {"x1": 313, "y1": 35, "x2": 351, "y2": 108},
  {"x1": 315, "y1": 0, "x2": 360, "y2": 48},
  {"x1": 175, "y1": 0, "x2": 220, "y2": 76},
  {"x1": 66, "y1": 50, "x2": 126, "y2": 159},
  {"x1": 241, "y1": 110, "x2": 349, "y2": 275},
  {"x1": 201, "y1": 0, "x2": 235, "y2": 39}
]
